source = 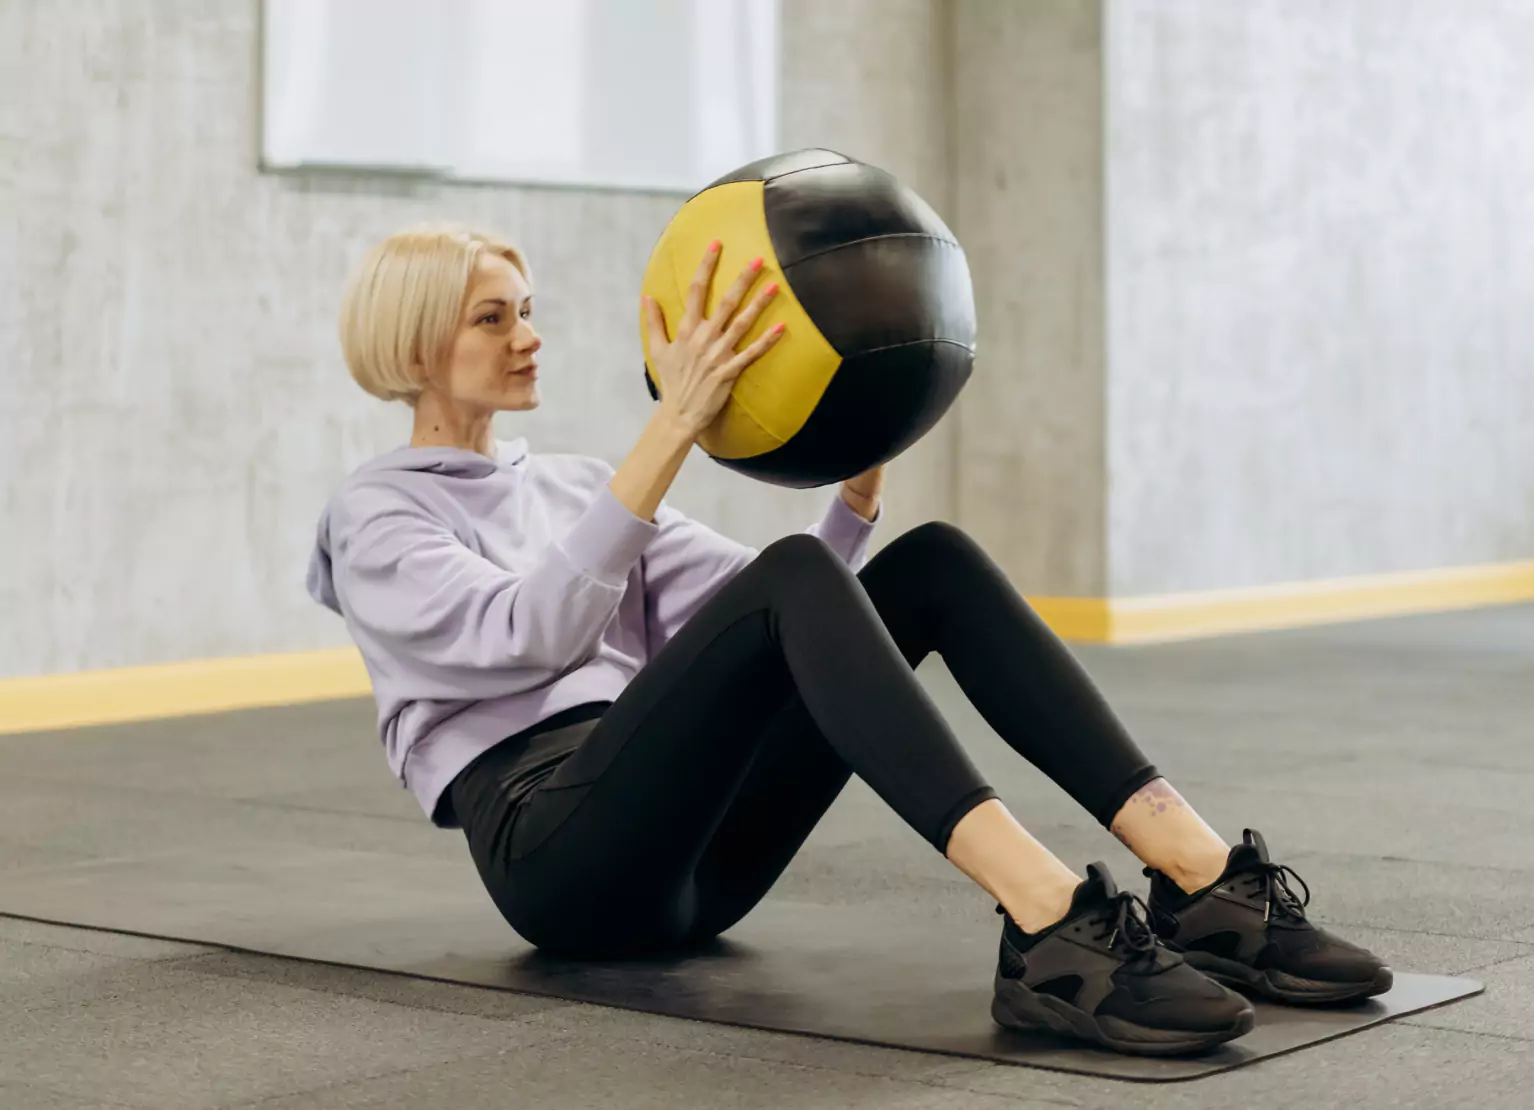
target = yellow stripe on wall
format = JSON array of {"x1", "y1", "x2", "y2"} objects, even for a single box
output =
[
  {"x1": 0, "y1": 648, "x2": 372, "y2": 736},
  {"x1": 1, "y1": 559, "x2": 1530, "y2": 736},
  {"x1": 1025, "y1": 596, "x2": 1113, "y2": 642},
  {"x1": 1032, "y1": 561, "x2": 1534, "y2": 645},
  {"x1": 1097, "y1": 558, "x2": 1534, "y2": 645}
]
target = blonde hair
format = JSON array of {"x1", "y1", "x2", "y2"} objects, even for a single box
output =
[{"x1": 338, "y1": 223, "x2": 530, "y2": 403}]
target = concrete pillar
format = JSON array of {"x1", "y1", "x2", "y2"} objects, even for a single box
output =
[{"x1": 951, "y1": 0, "x2": 1109, "y2": 598}]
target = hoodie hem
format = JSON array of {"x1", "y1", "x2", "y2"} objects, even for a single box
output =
[{"x1": 403, "y1": 663, "x2": 634, "y2": 827}]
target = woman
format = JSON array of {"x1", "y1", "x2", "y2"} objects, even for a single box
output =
[{"x1": 307, "y1": 224, "x2": 1390, "y2": 1057}]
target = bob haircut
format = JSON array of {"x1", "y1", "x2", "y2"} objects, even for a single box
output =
[{"x1": 338, "y1": 224, "x2": 530, "y2": 403}]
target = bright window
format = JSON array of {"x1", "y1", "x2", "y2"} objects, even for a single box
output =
[{"x1": 260, "y1": 0, "x2": 780, "y2": 192}]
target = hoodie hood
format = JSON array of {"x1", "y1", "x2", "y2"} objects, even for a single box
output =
[{"x1": 305, "y1": 438, "x2": 530, "y2": 613}]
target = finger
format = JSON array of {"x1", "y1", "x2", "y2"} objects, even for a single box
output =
[
  {"x1": 641, "y1": 294, "x2": 670, "y2": 350},
  {"x1": 714, "y1": 280, "x2": 779, "y2": 355},
  {"x1": 678, "y1": 240, "x2": 723, "y2": 334},
  {"x1": 719, "y1": 321, "x2": 786, "y2": 378},
  {"x1": 708, "y1": 257, "x2": 766, "y2": 339}
]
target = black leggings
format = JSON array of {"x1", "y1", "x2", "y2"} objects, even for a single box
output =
[{"x1": 451, "y1": 522, "x2": 1159, "y2": 958}]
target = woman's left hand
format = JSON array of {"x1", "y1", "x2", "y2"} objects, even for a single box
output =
[{"x1": 840, "y1": 466, "x2": 884, "y2": 522}]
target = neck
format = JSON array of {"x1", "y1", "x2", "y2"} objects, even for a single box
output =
[{"x1": 410, "y1": 391, "x2": 497, "y2": 457}]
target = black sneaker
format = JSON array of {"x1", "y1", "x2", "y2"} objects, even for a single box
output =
[
  {"x1": 1146, "y1": 830, "x2": 1393, "y2": 1005},
  {"x1": 991, "y1": 863, "x2": 1255, "y2": 1056}
]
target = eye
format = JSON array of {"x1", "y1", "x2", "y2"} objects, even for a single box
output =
[
  {"x1": 478, "y1": 312, "x2": 501, "y2": 326},
  {"x1": 519, "y1": 306, "x2": 533, "y2": 320}
]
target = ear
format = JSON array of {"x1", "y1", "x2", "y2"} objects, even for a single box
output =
[{"x1": 411, "y1": 352, "x2": 440, "y2": 392}]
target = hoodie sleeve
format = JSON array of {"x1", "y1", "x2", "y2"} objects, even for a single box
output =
[
  {"x1": 642, "y1": 491, "x2": 880, "y2": 657},
  {"x1": 323, "y1": 481, "x2": 657, "y2": 689},
  {"x1": 802, "y1": 491, "x2": 882, "y2": 566}
]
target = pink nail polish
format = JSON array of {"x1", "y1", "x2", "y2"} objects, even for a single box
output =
[
  {"x1": 765, "y1": 282, "x2": 780, "y2": 296},
  {"x1": 750, "y1": 256, "x2": 764, "y2": 271},
  {"x1": 708, "y1": 239, "x2": 722, "y2": 252},
  {"x1": 771, "y1": 322, "x2": 786, "y2": 335}
]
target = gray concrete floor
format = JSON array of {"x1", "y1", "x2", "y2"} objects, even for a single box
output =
[{"x1": 3, "y1": 605, "x2": 1533, "y2": 1109}]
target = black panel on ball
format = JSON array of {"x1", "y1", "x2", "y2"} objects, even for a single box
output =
[
  {"x1": 710, "y1": 341, "x2": 974, "y2": 489},
  {"x1": 762, "y1": 162, "x2": 957, "y2": 268},
  {"x1": 782, "y1": 235, "x2": 976, "y2": 357},
  {"x1": 702, "y1": 148, "x2": 852, "y2": 191}
]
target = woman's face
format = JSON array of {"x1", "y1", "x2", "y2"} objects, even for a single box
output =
[{"x1": 431, "y1": 253, "x2": 541, "y2": 412}]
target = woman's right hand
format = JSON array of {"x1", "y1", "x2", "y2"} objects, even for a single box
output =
[{"x1": 642, "y1": 241, "x2": 784, "y2": 440}]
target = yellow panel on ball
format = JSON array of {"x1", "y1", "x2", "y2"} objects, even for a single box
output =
[{"x1": 639, "y1": 181, "x2": 842, "y2": 460}]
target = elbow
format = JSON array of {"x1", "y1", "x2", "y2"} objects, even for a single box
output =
[{"x1": 507, "y1": 614, "x2": 608, "y2": 677}]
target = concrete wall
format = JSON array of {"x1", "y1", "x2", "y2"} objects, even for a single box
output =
[
  {"x1": 951, "y1": 0, "x2": 1110, "y2": 598},
  {"x1": 11, "y1": 0, "x2": 1531, "y2": 678},
  {"x1": 1105, "y1": 0, "x2": 1534, "y2": 595},
  {"x1": 0, "y1": 0, "x2": 956, "y2": 678}
]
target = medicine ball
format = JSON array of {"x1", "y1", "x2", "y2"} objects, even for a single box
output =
[{"x1": 639, "y1": 148, "x2": 976, "y2": 489}]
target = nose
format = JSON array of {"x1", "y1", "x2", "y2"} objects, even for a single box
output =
[{"x1": 512, "y1": 321, "x2": 542, "y2": 355}]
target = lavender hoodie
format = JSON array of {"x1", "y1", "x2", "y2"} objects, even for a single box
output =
[{"x1": 305, "y1": 438, "x2": 879, "y2": 825}]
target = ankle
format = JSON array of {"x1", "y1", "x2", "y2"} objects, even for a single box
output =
[
  {"x1": 944, "y1": 799, "x2": 1084, "y2": 934},
  {"x1": 1108, "y1": 779, "x2": 1233, "y2": 895},
  {"x1": 1161, "y1": 846, "x2": 1230, "y2": 896},
  {"x1": 1002, "y1": 874, "x2": 1079, "y2": 935}
]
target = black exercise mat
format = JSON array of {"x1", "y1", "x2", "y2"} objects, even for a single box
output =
[{"x1": 0, "y1": 841, "x2": 1482, "y2": 1082}]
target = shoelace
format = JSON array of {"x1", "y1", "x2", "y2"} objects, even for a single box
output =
[
  {"x1": 1241, "y1": 862, "x2": 1312, "y2": 923},
  {"x1": 1091, "y1": 892, "x2": 1160, "y2": 956}
]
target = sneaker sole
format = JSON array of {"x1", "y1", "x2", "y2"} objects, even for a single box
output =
[
  {"x1": 1183, "y1": 952, "x2": 1395, "y2": 1005},
  {"x1": 991, "y1": 976, "x2": 1256, "y2": 1057}
]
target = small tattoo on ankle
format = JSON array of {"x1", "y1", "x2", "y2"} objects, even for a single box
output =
[{"x1": 1117, "y1": 778, "x2": 1188, "y2": 824}]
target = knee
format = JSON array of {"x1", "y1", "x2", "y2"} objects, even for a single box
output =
[
  {"x1": 887, "y1": 521, "x2": 982, "y2": 564},
  {"x1": 758, "y1": 532, "x2": 838, "y2": 569},
  {"x1": 754, "y1": 533, "x2": 857, "y2": 599}
]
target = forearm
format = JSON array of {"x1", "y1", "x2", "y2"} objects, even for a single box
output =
[
  {"x1": 840, "y1": 485, "x2": 880, "y2": 522},
  {"x1": 840, "y1": 466, "x2": 884, "y2": 523},
  {"x1": 610, "y1": 410, "x2": 696, "y2": 522}
]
